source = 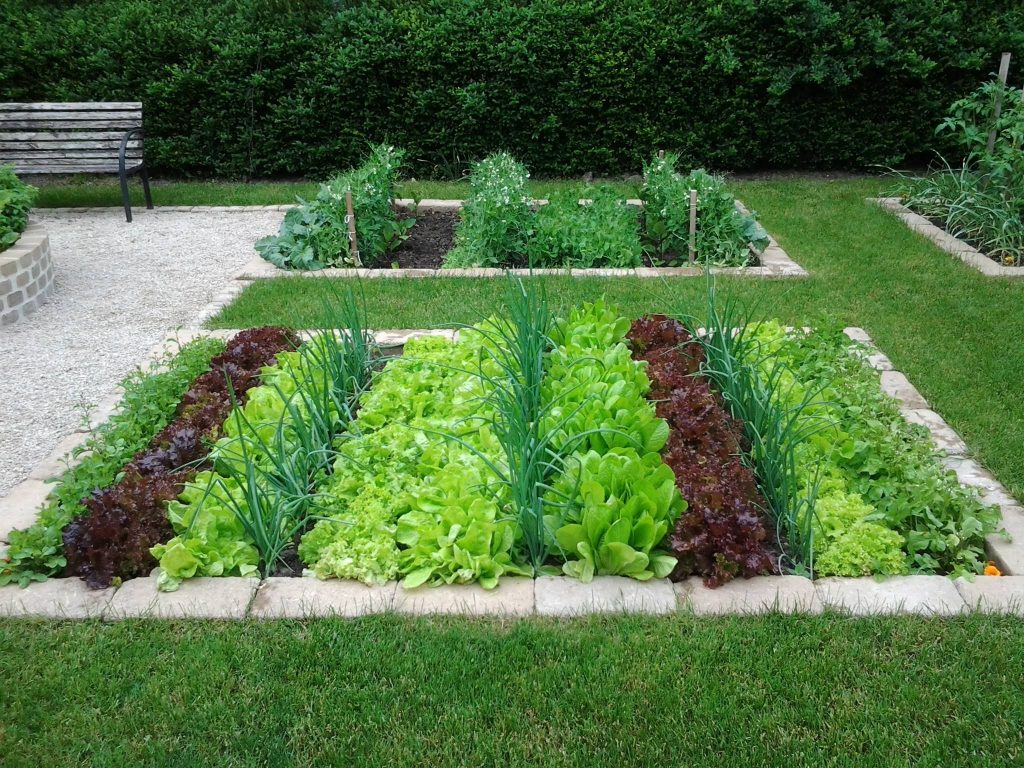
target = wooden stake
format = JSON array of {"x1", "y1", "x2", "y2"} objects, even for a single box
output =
[
  {"x1": 986, "y1": 52, "x2": 1012, "y2": 155},
  {"x1": 345, "y1": 191, "x2": 361, "y2": 267},
  {"x1": 658, "y1": 149, "x2": 665, "y2": 159},
  {"x1": 688, "y1": 188, "x2": 697, "y2": 264}
]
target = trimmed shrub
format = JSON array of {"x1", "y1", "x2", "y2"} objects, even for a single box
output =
[{"x1": 1, "y1": 0, "x2": 1022, "y2": 178}]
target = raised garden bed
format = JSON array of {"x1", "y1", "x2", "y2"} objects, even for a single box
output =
[
  {"x1": 1, "y1": 297, "x2": 1020, "y2": 619},
  {"x1": 239, "y1": 199, "x2": 806, "y2": 279},
  {"x1": 873, "y1": 197, "x2": 1024, "y2": 278},
  {"x1": 0, "y1": 219, "x2": 54, "y2": 325}
]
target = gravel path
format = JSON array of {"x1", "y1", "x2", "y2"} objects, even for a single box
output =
[{"x1": 0, "y1": 208, "x2": 280, "y2": 497}]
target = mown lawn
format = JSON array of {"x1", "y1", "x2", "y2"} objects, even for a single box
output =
[
  {"x1": 7, "y1": 176, "x2": 1024, "y2": 767},
  {"x1": 2, "y1": 613, "x2": 1024, "y2": 767}
]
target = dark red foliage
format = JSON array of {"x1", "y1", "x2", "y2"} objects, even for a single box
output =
[
  {"x1": 63, "y1": 327, "x2": 297, "y2": 588},
  {"x1": 629, "y1": 315, "x2": 777, "y2": 588}
]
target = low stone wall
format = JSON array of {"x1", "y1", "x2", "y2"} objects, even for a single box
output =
[
  {"x1": 871, "y1": 197, "x2": 1024, "y2": 278},
  {"x1": 0, "y1": 220, "x2": 54, "y2": 325}
]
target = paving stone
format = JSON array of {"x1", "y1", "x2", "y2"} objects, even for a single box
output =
[
  {"x1": 0, "y1": 478, "x2": 51, "y2": 540},
  {"x1": 815, "y1": 576, "x2": 965, "y2": 616},
  {"x1": 395, "y1": 578, "x2": 534, "y2": 616},
  {"x1": 534, "y1": 575, "x2": 676, "y2": 616},
  {"x1": 942, "y1": 457, "x2": 1007, "y2": 495},
  {"x1": 955, "y1": 576, "x2": 1024, "y2": 615},
  {"x1": 987, "y1": 505, "x2": 1024, "y2": 575},
  {"x1": 29, "y1": 431, "x2": 91, "y2": 481},
  {"x1": 251, "y1": 578, "x2": 396, "y2": 618},
  {"x1": 677, "y1": 576, "x2": 820, "y2": 615},
  {"x1": 0, "y1": 579, "x2": 115, "y2": 619},
  {"x1": 902, "y1": 409, "x2": 968, "y2": 455},
  {"x1": 879, "y1": 371, "x2": 929, "y2": 409},
  {"x1": 843, "y1": 327, "x2": 873, "y2": 343},
  {"x1": 104, "y1": 574, "x2": 258, "y2": 619}
]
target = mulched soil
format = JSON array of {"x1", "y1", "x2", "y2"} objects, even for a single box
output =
[{"x1": 370, "y1": 210, "x2": 458, "y2": 269}]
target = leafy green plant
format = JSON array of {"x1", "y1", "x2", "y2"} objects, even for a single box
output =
[
  {"x1": 0, "y1": 165, "x2": 36, "y2": 251},
  {"x1": 0, "y1": 337, "x2": 225, "y2": 586},
  {"x1": 444, "y1": 153, "x2": 532, "y2": 268},
  {"x1": 256, "y1": 144, "x2": 413, "y2": 270},
  {"x1": 641, "y1": 154, "x2": 768, "y2": 267},
  {"x1": 526, "y1": 187, "x2": 643, "y2": 268}
]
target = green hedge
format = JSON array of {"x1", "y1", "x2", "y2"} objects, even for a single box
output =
[{"x1": 2, "y1": 0, "x2": 1022, "y2": 178}]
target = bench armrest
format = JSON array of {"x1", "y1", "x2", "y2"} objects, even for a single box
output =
[{"x1": 119, "y1": 128, "x2": 144, "y2": 174}]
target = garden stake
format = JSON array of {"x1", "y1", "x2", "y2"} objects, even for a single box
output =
[
  {"x1": 345, "y1": 190, "x2": 362, "y2": 267},
  {"x1": 689, "y1": 188, "x2": 697, "y2": 264},
  {"x1": 986, "y1": 52, "x2": 1011, "y2": 155}
]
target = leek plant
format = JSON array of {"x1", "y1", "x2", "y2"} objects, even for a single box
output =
[{"x1": 677, "y1": 279, "x2": 834, "y2": 572}]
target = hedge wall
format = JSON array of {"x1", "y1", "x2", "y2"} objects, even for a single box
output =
[{"x1": 3, "y1": 0, "x2": 1023, "y2": 178}]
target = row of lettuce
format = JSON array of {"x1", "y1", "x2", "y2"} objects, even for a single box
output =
[
  {"x1": 256, "y1": 146, "x2": 768, "y2": 271},
  {"x1": 0, "y1": 288, "x2": 1003, "y2": 591}
]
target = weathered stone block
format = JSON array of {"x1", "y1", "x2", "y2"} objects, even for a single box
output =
[
  {"x1": 879, "y1": 371, "x2": 929, "y2": 409},
  {"x1": 0, "y1": 579, "x2": 114, "y2": 619},
  {"x1": 677, "y1": 576, "x2": 820, "y2": 615},
  {"x1": 394, "y1": 578, "x2": 534, "y2": 616},
  {"x1": 955, "y1": 576, "x2": 1024, "y2": 615},
  {"x1": 0, "y1": 479, "x2": 51, "y2": 540},
  {"x1": 902, "y1": 409, "x2": 968, "y2": 455},
  {"x1": 104, "y1": 575, "x2": 258, "y2": 619},
  {"x1": 251, "y1": 578, "x2": 396, "y2": 618},
  {"x1": 815, "y1": 576, "x2": 965, "y2": 616},
  {"x1": 534, "y1": 575, "x2": 676, "y2": 616}
]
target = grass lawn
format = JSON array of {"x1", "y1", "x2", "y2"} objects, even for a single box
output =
[
  {"x1": 3, "y1": 613, "x2": 1024, "y2": 766},
  {"x1": 7, "y1": 176, "x2": 1024, "y2": 767},
  {"x1": 31, "y1": 176, "x2": 637, "y2": 207}
]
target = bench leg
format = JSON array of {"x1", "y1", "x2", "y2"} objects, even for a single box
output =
[
  {"x1": 140, "y1": 165, "x2": 154, "y2": 210},
  {"x1": 119, "y1": 167, "x2": 133, "y2": 223}
]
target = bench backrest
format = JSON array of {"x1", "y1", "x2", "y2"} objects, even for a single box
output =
[{"x1": 0, "y1": 102, "x2": 143, "y2": 175}]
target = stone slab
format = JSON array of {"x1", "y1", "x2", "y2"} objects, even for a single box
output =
[
  {"x1": 0, "y1": 579, "x2": 115, "y2": 619},
  {"x1": 955, "y1": 576, "x2": 1024, "y2": 615},
  {"x1": 104, "y1": 574, "x2": 258, "y2": 619},
  {"x1": 815, "y1": 576, "x2": 966, "y2": 616},
  {"x1": 28, "y1": 431, "x2": 92, "y2": 481},
  {"x1": 902, "y1": 408, "x2": 968, "y2": 455},
  {"x1": 879, "y1": 371, "x2": 929, "y2": 410},
  {"x1": 0, "y1": 478, "x2": 50, "y2": 540},
  {"x1": 395, "y1": 577, "x2": 534, "y2": 616},
  {"x1": 987, "y1": 505, "x2": 1024, "y2": 575},
  {"x1": 250, "y1": 578, "x2": 396, "y2": 618},
  {"x1": 677, "y1": 575, "x2": 820, "y2": 615},
  {"x1": 534, "y1": 575, "x2": 676, "y2": 616}
]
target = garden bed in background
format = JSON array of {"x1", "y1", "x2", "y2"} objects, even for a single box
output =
[
  {"x1": 0, "y1": 219, "x2": 53, "y2": 325},
  {"x1": 873, "y1": 198, "x2": 1024, "y2": 278},
  {"x1": 1, "y1": 316, "x2": 1021, "y2": 619},
  {"x1": 238, "y1": 199, "x2": 806, "y2": 279}
]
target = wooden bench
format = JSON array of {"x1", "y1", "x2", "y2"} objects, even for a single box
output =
[{"x1": 0, "y1": 102, "x2": 153, "y2": 222}]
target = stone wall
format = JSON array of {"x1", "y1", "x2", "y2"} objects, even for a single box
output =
[{"x1": 0, "y1": 220, "x2": 54, "y2": 325}]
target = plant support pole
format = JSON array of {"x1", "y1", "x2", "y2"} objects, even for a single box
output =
[
  {"x1": 345, "y1": 191, "x2": 362, "y2": 267},
  {"x1": 986, "y1": 52, "x2": 1012, "y2": 155},
  {"x1": 688, "y1": 188, "x2": 697, "y2": 264}
]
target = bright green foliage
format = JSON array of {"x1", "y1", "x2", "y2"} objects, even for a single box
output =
[
  {"x1": 552, "y1": 449, "x2": 682, "y2": 581},
  {"x1": 527, "y1": 188, "x2": 643, "y2": 268},
  {"x1": 543, "y1": 299, "x2": 681, "y2": 581},
  {"x1": 150, "y1": 471, "x2": 261, "y2": 589},
  {"x1": 0, "y1": 337, "x2": 225, "y2": 586},
  {"x1": 445, "y1": 153, "x2": 532, "y2": 268},
  {"x1": 0, "y1": 164, "x2": 35, "y2": 251},
  {"x1": 256, "y1": 144, "x2": 412, "y2": 269},
  {"x1": 811, "y1": 482, "x2": 907, "y2": 577},
  {"x1": 749, "y1": 321, "x2": 1001, "y2": 577},
  {"x1": 641, "y1": 154, "x2": 768, "y2": 266}
]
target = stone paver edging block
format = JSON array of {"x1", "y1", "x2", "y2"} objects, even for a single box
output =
[
  {"x1": 871, "y1": 197, "x2": 1024, "y2": 278},
  {"x1": 815, "y1": 576, "x2": 966, "y2": 616},
  {"x1": 534, "y1": 575, "x2": 677, "y2": 616},
  {"x1": 954, "y1": 576, "x2": 1024, "y2": 615},
  {"x1": 104, "y1": 574, "x2": 258, "y2": 619},
  {"x1": 0, "y1": 578, "x2": 114, "y2": 619},
  {"x1": 0, "y1": 219, "x2": 55, "y2": 326},
  {"x1": 395, "y1": 578, "x2": 535, "y2": 616},
  {"x1": 678, "y1": 576, "x2": 820, "y2": 615},
  {"x1": 251, "y1": 578, "x2": 396, "y2": 618}
]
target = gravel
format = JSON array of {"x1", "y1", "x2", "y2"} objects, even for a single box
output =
[{"x1": 0, "y1": 207, "x2": 281, "y2": 497}]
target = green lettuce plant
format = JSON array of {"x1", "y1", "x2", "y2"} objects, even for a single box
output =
[{"x1": 0, "y1": 165, "x2": 36, "y2": 251}]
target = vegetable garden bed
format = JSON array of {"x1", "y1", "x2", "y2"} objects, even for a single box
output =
[
  {"x1": 1, "y1": 291, "x2": 1021, "y2": 619},
  {"x1": 872, "y1": 197, "x2": 1024, "y2": 278},
  {"x1": 239, "y1": 199, "x2": 805, "y2": 279}
]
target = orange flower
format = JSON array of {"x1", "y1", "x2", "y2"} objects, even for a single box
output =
[{"x1": 984, "y1": 561, "x2": 1002, "y2": 577}]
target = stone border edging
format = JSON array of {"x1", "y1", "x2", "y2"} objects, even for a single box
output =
[
  {"x1": 0, "y1": 219, "x2": 55, "y2": 325},
  {"x1": 2, "y1": 326, "x2": 1023, "y2": 619},
  {"x1": 870, "y1": 197, "x2": 1024, "y2": 278}
]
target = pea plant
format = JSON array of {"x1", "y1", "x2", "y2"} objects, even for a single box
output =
[
  {"x1": 256, "y1": 144, "x2": 414, "y2": 270},
  {"x1": 640, "y1": 154, "x2": 768, "y2": 267}
]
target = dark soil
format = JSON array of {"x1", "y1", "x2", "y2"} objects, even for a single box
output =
[
  {"x1": 370, "y1": 210, "x2": 458, "y2": 269},
  {"x1": 274, "y1": 545, "x2": 305, "y2": 577}
]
